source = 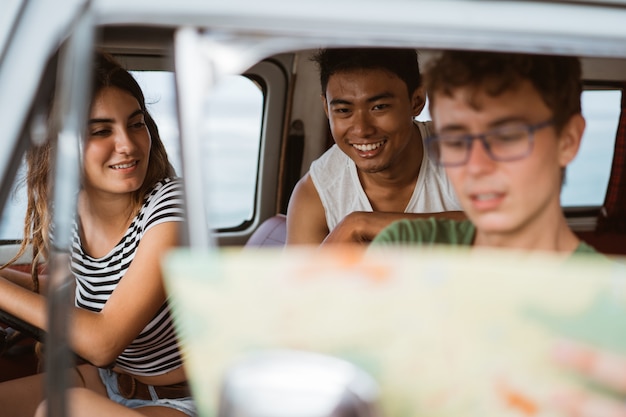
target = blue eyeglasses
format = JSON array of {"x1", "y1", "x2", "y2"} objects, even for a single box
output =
[{"x1": 426, "y1": 119, "x2": 555, "y2": 167}]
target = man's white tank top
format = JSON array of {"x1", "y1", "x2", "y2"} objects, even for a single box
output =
[{"x1": 309, "y1": 121, "x2": 462, "y2": 231}]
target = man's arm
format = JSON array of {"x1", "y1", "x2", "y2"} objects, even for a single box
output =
[
  {"x1": 322, "y1": 211, "x2": 466, "y2": 245},
  {"x1": 286, "y1": 173, "x2": 330, "y2": 245}
]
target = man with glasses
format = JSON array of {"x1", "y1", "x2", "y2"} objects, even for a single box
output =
[
  {"x1": 371, "y1": 50, "x2": 596, "y2": 254},
  {"x1": 372, "y1": 51, "x2": 625, "y2": 416}
]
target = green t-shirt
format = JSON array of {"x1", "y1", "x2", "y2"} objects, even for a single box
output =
[{"x1": 372, "y1": 218, "x2": 598, "y2": 255}]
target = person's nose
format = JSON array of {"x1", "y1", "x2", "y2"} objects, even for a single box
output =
[
  {"x1": 465, "y1": 137, "x2": 496, "y2": 174},
  {"x1": 351, "y1": 110, "x2": 375, "y2": 137},
  {"x1": 115, "y1": 127, "x2": 136, "y2": 154}
]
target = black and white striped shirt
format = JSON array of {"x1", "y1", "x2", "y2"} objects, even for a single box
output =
[{"x1": 71, "y1": 177, "x2": 185, "y2": 376}]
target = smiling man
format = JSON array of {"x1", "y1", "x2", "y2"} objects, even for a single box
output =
[
  {"x1": 372, "y1": 50, "x2": 596, "y2": 254},
  {"x1": 286, "y1": 48, "x2": 463, "y2": 245}
]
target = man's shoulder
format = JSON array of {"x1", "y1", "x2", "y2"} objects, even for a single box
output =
[
  {"x1": 309, "y1": 144, "x2": 354, "y2": 189},
  {"x1": 575, "y1": 241, "x2": 599, "y2": 254},
  {"x1": 311, "y1": 144, "x2": 349, "y2": 169}
]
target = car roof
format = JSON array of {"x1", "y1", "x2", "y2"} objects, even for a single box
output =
[
  {"x1": 2, "y1": 0, "x2": 626, "y2": 238},
  {"x1": 92, "y1": 0, "x2": 626, "y2": 57}
]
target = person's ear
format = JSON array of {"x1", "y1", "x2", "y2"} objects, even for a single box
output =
[
  {"x1": 411, "y1": 86, "x2": 426, "y2": 117},
  {"x1": 558, "y1": 113, "x2": 586, "y2": 167},
  {"x1": 321, "y1": 94, "x2": 329, "y2": 119}
]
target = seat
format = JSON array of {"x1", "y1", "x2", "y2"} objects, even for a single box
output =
[{"x1": 244, "y1": 214, "x2": 287, "y2": 248}]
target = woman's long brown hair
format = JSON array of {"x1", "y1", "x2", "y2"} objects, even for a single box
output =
[{"x1": 1, "y1": 51, "x2": 175, "y2": 293}]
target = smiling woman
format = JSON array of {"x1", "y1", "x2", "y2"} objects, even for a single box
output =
[
  {"x1": 83, "y1": 88, "x2": 152, "y2": 202},
  {"x1": 0, "y1": 52, "x2": 194, "y2": 417},
  {"x1": 0, "y1": 65, "x2": 268, "y2": 241}
]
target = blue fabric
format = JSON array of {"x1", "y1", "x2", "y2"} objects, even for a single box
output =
[{"x1": 98, "y1": 368, "x2": 197, "y2": 416}]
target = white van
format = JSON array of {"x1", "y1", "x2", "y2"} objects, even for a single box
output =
[{"x1": 1, "y1": 1, "x2": 626, "y2": 415}]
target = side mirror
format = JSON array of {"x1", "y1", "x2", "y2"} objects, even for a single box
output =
[{"x1": 218, "y1": 350, "x2": 381, "y2": 417}]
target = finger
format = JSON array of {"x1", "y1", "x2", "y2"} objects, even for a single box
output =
[
  {"x1": 552, "y1": 340, "x2": 626, "y2": 393},
  {"x1": 591, "y1": 350, "x2": 626, "y2": 393},
  {"x1": 552, "y1": 340, "x2": 594, "y2": 372},
  {"x1": 552, "y1": 389, "x2": 626, "y2": 417}
]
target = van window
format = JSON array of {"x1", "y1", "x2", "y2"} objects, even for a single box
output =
[
  {"x1": 561, "y1": 89, "x2": 620, "y2": 207},
  {"x1": 0, "y1": 164, "x2": 26, "y2": 240},
  {"x1": 201, "y1": 75, "x2": 264, "y2": 229},
  {"x1": 131, "y1": 71, "x2": 182, "y2": 174},
  {"x1": 132, "y1": 71, "x2": 264, "y2": 230}
]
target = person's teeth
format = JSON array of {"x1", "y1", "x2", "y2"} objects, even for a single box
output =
[
  {"x1": 112, "y1": 162, "x2": 136, "y2": 169},
  {"x1": 475, "y1": 193, "x2": 498, "y2": 201},
  {"x1": 353, "y1": 141, "x2": 385, "y2": 152}
]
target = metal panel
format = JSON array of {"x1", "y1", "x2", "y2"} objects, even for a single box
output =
[
  {"x1": 0, "y1": 0, "x2": 88, "y2": 226},
  {"x1": 175, "y1": 29, "x2": 291, "y2": 247},
  {"x1": 93, "y1": 0, "x2": 626, "y2": 58},
  {"x1": 45, "y1": 8, "x2": 95, "y2": 417}
]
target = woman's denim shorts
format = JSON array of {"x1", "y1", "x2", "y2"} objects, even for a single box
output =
[{"x1": 98, "y1": 368, "x2": 197, "y2": 416}]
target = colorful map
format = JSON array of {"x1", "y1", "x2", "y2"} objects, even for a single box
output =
[{"x1": 162, "y1": 246, "x2": 626, "y2": 417}]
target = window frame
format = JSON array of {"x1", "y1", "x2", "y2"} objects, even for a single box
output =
[
  {"x1": 562, "y1": 82, "x2": 623, "y2": 231},
  {"x1": 216, "y1": 58, "x2": 290, "y2": 245}
]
